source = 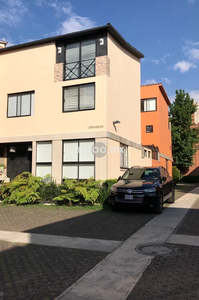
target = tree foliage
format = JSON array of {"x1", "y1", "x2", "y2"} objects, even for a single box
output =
[{"x1": 169, "y1": 89, "x2": 199, "y2": 174}]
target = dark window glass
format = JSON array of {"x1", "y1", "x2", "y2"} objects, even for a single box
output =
[
  {"x1": 65, "y1": 40, "x2": 96, "y2": 80},
  {"x1": 146, "y1": 125, "x2": 153, "y2": 133}
]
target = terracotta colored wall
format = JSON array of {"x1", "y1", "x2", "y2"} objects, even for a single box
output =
[{"x1": 141, "y1": 85, "x2": 172, "y2": 175}]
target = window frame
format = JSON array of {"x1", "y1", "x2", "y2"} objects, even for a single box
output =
[
  {"x1": 141, "y1": 97, "x2": 157, "y2": 112},
  {"x1": 7, "y1": 91, "x2": 34, "y2": 118},
  {"x1": 146, "y1": 125, "x2": 153, "y2": 133},
  {"x1": 64, "y1": 39, "x2": 96, "y2": 81},
  {"x1": 36, "y1": 141, "x2": 52, "y2": 177},
  {"x1": 120, "y1": 143, "x2": 128, "y2": 169},
  {"x1": 63, "y1": 83, "x2": 95, "y2": 113},
  {"x1": 62, "y1": 139, "x2": 95, "y2": 180}
]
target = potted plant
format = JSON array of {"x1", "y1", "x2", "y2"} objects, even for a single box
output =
[{"x1": 0, "y1": 164, "x2": 6, "y2": 175}]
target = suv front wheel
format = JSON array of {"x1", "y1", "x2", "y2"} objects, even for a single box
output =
[{"x1": 155, "y1": 193, "x2": 163, "y2": 214}]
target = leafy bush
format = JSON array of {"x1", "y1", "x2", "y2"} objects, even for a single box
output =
[
  {"x1": 102, "y1": 179, "x2": 118, "y2": 193},
  {"x1": 53, "y1": 178, "x2": 101, "y2": 205},
  {"x1": 0, "y1": 172, "x2": 42, "y2": 205},
  {"x1": 95, "y1": 179, "x2": 118, "y2": 206},
  {"x1": 39, "y1": 180, "x2": 61, "y2": 203},
  {"x1": 172, "y1": 166, "x2": 180, "y2": 185},
  {"x1": 181, "y1": 175, "x2": 199, "y2": 183}
]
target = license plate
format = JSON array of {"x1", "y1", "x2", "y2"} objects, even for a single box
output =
[{"x1": 125, "y1": 195, "x2": 133, "y2": 200}]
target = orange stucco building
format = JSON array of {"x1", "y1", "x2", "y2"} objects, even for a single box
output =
[{"x1": 141, "y1": 84, "x2": 172, "y2": 175}]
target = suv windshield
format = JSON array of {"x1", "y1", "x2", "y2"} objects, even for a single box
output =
[{"x1": 122, "y1": 168, "x2": 159, "y2": 180}]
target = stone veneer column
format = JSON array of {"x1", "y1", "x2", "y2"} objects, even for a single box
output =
[
  {"x1": 54, "y1": 63, "x2": 64, "y2": 82},
  {"x1": 96, "y1": 56, "x2": 110, "y2": 77}
]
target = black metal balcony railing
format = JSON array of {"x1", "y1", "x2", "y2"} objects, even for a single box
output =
[{"x1": 64, "y1": 59, "x2": 95, "y2": 80}]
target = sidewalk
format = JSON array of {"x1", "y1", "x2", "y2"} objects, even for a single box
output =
[{"x1": 57, "y1": 185, "x2": 199, "y2": 300}]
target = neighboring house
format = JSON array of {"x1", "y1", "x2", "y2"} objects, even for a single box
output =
[
  {"x1": 141, "y1": 84, "x2": 172, "y2": 175},
  {"x1": 186, "y1": 106, "x2": 199, "y2": 175},
  {"x1": 0, "y1": 24, "x2": 151, "y2": 183}
]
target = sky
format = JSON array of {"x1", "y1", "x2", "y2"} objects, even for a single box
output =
[{"x1": 0, "y1": 0, "x2": 199, "y2": 103}]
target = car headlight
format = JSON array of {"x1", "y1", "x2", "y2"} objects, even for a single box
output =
[
  {"x1": 144, "y1": 188, "x2": 156, "y2": 193},
  {"x1": 110, "y1": 186, "x2": 117, "y2": 193}
]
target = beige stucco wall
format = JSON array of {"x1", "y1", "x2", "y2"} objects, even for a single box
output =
[
  {"x1": 0, "y1": 43, "x2": 107, "y2": 140},
  {"x1": 0, "y1": 35, "x2": 146, "y2": 183},
  {"x1": 106, "y1": 33, "x2": 141, "y2": 144}
]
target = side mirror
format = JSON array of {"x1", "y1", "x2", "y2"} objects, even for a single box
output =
[{"x1": 118, "y1": 176, "x2": 121, "y2": 181}]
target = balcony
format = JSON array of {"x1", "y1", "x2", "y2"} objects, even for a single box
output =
[{"x1": 64, "y1": 59, "x2": 95, "y2": 80}]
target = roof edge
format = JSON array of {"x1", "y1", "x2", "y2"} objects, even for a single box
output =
[
  {"x1": 0, "y1": 23, "x2": 144, "y2": 59},
  {"x1": 141, "y1": 83, "x2": 171, "y2": 105}
]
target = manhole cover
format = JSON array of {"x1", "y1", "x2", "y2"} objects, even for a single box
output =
[{"x1": 136, "y1": 243, "x2": 175, "y2": 256}]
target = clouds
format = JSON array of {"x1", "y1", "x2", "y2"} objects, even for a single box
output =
[
  {"x1": 56, "y1": 15, "x2": 96, "y2": 35},
  {"x1": 0, "y1": 0, "x2": 95, "y2": 35},
  {"x1": 162, "y1": 77, "x2": 171, "y2": 84},
  {"x1": 151, "y1": 54, "x2": 170, "y2": 65},
  {"x1": 143, "y1": 79, "x2": 158, "y2": 85},
  {"x1": 0, "y1": 0, "x2": 28, "y2": 26},
  {"x1": 174, "y1": 60, "x2": 196, "y2": 73},
  {"x1": 47, "y1": 1, "x2": 96, "y2": 34},
  {"x1": 187, "y1": 0, "x2": 195, "y2": 3},
  {"x1": 173, "y1": 40, "x2": 199, "y2": 73}
]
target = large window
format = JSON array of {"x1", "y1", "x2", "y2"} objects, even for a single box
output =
[
  {"x1": 141, "y1": 98, "x2": 157, "y2": 112},
  {"x1": 63, "y1": 83, "x2": 95, "y2": 112},
  {"x1": 36, "y1": 142, "x2": 52, "y2": 177},
  {"x1": 63, "y1": 139, "x2": 95, "y2": 179},
  {"x1": 65, "y1": 39, "x2": 96, "y2": 80},
  {"x1": 7, "y1": 91, "x2": 34, "y2": 117},
  {"x1": 120, "y1": 143, "x2": 128, "y2": 168}
]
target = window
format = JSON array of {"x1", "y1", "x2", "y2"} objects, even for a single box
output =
[
  {"x1": 146, "y1": 125, "x2": 153, "y2": 133},
  {"x1": 152, "y1": 150, "x2": 158, "y2": 160},
  {"x1": 63, "y1": 139, "x2": 95, "y2": 179},
  {"x1": 148, "y1": 151, "x2": 151, "y2": 158},
  {"x1": 7, "y1": 92, "x2": 34, "y2": 117},
  {"x1": 63, "y1": 83, "x2": 95, "y2": 112},
  {"x1": 65, "y1": 39, "x2": 96, "y2": 80},
  {"x1": 36, "y1": 142, "x2": 52, "y2": 177},
  {"x1": 144, "y1": 149, "x2": 147, "y2": 157},
  {"x1": 120, "y1": 144, "x2": 128, "y2": 168},
  {"x1": 141, "y1": 98, "x2": 157, "y2": 112}
]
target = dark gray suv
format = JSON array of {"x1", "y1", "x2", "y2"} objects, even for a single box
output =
[{"x1": 109, "y1": 166, "x2": 174, "y2": 214}]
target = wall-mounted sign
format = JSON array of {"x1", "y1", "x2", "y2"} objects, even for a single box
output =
[{"x1": 88, "y1": 125, "x2": 104, "y2": 129}]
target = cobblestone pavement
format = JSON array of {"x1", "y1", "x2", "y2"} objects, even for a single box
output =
[
  {"x1": 0, "y1": 205, "x2": 156, "y2": 241},
  {"x1": 127, "y1": 243, "x2": 199, "y2": 300},
  {"x1": 0, "y1": 205, "x2": 156, "y2": 299},
  {"x1": 0, "y1": 241, "x2": 108, "y2": 300},
  {"x1": 127, "y1": 185, "x2": 199, "y2": 300},
  {"x1": 0, "y1": 183, "x2": 198, "y2": 300}
]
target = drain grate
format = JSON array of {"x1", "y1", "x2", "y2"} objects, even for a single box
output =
[{"x1": 136, "y1": 243, "x2": 175, "y2": 256}]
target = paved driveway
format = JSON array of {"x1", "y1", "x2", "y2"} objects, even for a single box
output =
[
  {"x1": 0, "y1": 204, "x2": 156, "y2": 300},
  {"x1": 0, "y1": 182, "x2": 197, "y2": 300}
]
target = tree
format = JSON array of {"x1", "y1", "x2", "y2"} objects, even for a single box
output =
[{"x1": 169, "y1": 89, "x2": 199, "y2": 174}]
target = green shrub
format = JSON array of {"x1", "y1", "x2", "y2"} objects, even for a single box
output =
[
  {"x1": 102, "y1": 179, "x2": 118, "y2": 193},
  {"x1": 0, "y1": 172, "x2": 42, "y2": 205},
  {"x1": 181, "y1": 176, "x2": 199, "y2": 183},
  {"x1": 172, "y1": 166, "x2": 180, "y2": 185},
  {"x1": 39, "y1": 180, "x2": 61, "y2": 203},
  {"x1": 96, "y1": 179, "x2": 118, "y2": 206},
  {"x1": 53, "y1": 178, "x2": 101, "y2": 205}
]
